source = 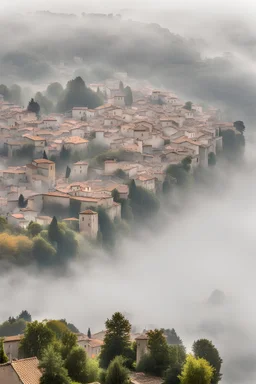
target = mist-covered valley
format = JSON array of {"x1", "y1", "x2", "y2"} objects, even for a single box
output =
[
  {"x1": 1, "y1": 9, "x2": 256, "y2": 124},
  {"x1": 0, "y1": 2, "x2": 256, "y2": 384}
]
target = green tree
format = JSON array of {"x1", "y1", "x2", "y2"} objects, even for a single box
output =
[
  {"x1": 0, "y1": 318, "x2": 26, "y2": 337},
  {"x1": 208, "y1": 152, "x2": 216, "y2": 166},
  {"x1": 193, "y1": 339, "x2": 222, "y2": 384},
  {"x1": 114, "y1": 169, "x2": 127, "y2": 179},
  {"x1": 48, "y1": 216, "x2": 60, "y2": 244},
  {"x1": 129, "y1": 181, "x2": 160, "y2": 219},
  {"x1": 46, "y1": 82, "x2": 64, "y2": 102},
  {"x1": 112, "y1": 189, "x2": 120, "y2": 203},
  {"x1": 56, "y1": 77, "x2": 102, "y2": 113},
  {"x1": 28, "y1": 221, "x2": 42, "y2": 237},
  {"x1": 184, "y1": 101, "x2": 192, "y2": 110},
  {"x1": 164, "y1": 329, "x2": 182, "y2": 345},
  {"x1": 27, "y1": 98, "x2": 40, "y2": 117},
  {"x1": 47, "y1": 320, "x2": 70, "y2": 340},
  {"x1": 179, "y1": 355, "x2": 214, "y2": 384},
  {"x1": 32, "y1": 236, "x2": 57, "y2": 266},
  {"x1": 169, "y1": 345, "x2": 186, "y2": 366},
  {"x1": 0, "y1": 217, "x2": 7, "y2": 232},
  {"x1": 65, "y1": 346, "x2": 88, "y2": 383},
  {"x1": 124, "y1": 86, "x2": 133, "y2": 106},
  {"x1": 233, "y1": 120, "x2": 245, "y2": 134},
  {"x1": 61, "y1": 331, "x2": 77, "y2": 360},
  {"x1": 39, "y1": 345, "x2": 71, "y2": 384},
  {"x1": 87, "y1": 328, "x2": 92, "y2": 339},
  {"x1": 220, "y1": 129, "x2": 245, "y2": 161},
  {"x1": 60, "y1": 319, "x2": 79, "y2": 334},
  {"x1": 0, "y1": 84, "x2": 10, "y2": 100},
  {"x1": 65, "y1": 166, "x2": 71, "y2": 179},
  {"x1": 18, "y1": 310, "x2": 32, "y2": 323},
  {"x1": 106, "y1": 356, "x2": 129, "y2": 384},
  {"x1": 181, "y1": 156, "x2": 192, "y2": 172},
  {"x1": 87, "y1": 358, "x2": 100, "y2": 382},
  {"x1": 60, "y1": 146, "x2": 71, "y2": 162},
  {"x1": 18, "y1": 194, "x2": 27, "y2": 208},
  {"x1": 19, "y1": 321, "x2": 54, "y2": 359},
  {"x1": 43, "y1": 150, "x2": 48, "y2": 159},
  {"x1": 164, "y1": 363, "x2": 182, "y2": 384},
  {"x1": 147, "y1": 329, "x2": 170, "y2": 376},
  {"x1": 119, "y1": 81, "x2": 124, "y2": 92},
  {"x1": 120, "y1": 199, "x2": 133, "y2": 222},
  {"x1": 100, "y1": 312, "x2": 132, "y2": 369},
  {"x1": 166, "y1": 164, "x2": 188, "y2": 186},
  {"x1": 98, "y1": 207, "x2": 116, "y2": 248},
  {"x1": 0, "y1": 337, "x2": 8, "y2": 363},
  {"x1": 10, "y1": 84, "x2": 22, "y2": 105},
  {"x1": 35, "y1": 92, "x2": 53, "y2": 115}
]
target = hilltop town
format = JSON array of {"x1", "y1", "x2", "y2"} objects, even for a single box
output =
[{"x1": 0, "y1": 74, "x2": 241, "y2": 243}]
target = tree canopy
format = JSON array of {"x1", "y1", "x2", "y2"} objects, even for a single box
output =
[
  {"x1": 184, "y1": 101, "x2": 192, "y2": 110},
  {"x1": 146, "y1": 329, "x2": 170, "y2": 376},
  {"x1": 129, "y1": 181, "x2": 160, "y2": 219},
  {"x1": 39, "y1": 345, "x2": 71, "y2": 384},
  {"x1": 0, "y1": 338, "x2": 8, "y2": 364},
  {"x1": 193, "y1": 339, "x2": 222, "y2": 384},
  {"x1": 105, "y1": 356, "x2": 129, "y2": 384},
  {"x1": 19, "y1": 321, "x2": 54, "y2": 359},
  {"x1": 233, "y1": 120, "x2": 245, "y2": 134},
  {"x1": 56, "y1": 77, "x2": 102, "y2": 112},
  {"x1": 179, "y1": 355, "x2": 214, "y2": 384},
  {"x1": 100, "y1": 312, "x2": 132, "y2": 369},
  {"x1": 124, "y1": 86, "x2": 133, "y2": 106},
  {"x1": 27, "y1": 98, "x2": 40, "y2": 117}
]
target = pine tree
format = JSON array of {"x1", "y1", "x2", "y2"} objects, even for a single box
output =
[
  {"x1": 0, "y1": 338, "x2": 8, "y2": 363},
  {"x1": 87, "y1": 328, "x2": 91, "y2": 339},
  {"x1": 43, "y1": 150, "x2": 48, "y2": 160}
]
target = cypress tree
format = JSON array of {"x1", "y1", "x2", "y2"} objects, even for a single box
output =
[
  {"x1": 0, "y1": 338, "x2": 8, "y2": 363},
  {"x1": 48, "y1": 216, "x2": 60, "y2": 244}
]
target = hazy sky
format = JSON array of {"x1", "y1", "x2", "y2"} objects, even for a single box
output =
[{"x1": 0, "y1": 0, "x2": 254, "y2": 15}]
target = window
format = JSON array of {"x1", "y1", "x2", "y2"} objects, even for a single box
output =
[
  {"x1": 50, "y1": 166, "x2": 52, "y2": 170},
  {"x1": 82, "y1": 217, "x2": 84, "y2": 221}
]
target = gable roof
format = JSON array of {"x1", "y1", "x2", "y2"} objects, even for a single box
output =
[{"x1": 0, "y1": 357, "x2": 42, "y2": 384}]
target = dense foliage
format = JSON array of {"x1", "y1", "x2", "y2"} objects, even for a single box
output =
[
  {"x1": 100, "y1": 312, "x2": 132, "y2": 369},
  {"x1": 56, "y1": 76, "x2": 103, "y2": 112},
  {"x1": 179, "y1": 355, "x2": 214, "y2": 384}
]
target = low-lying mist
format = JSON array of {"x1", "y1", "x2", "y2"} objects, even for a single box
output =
[
  {"x1": 1, "y1": 10, "x2": 256, "y2": 125},
  {"x1": 1, "y1": 148, "x2": 256, "y2": 383}
]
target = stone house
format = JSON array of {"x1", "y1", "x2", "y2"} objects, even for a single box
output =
[
  {"x1": 3, "y1": 335, "x2": 23, "y2": 360},
  {"x1": 135, "y1": 175, "x2": 156, "y2": 193},
  {"x1": 26, "y1": 159, "x2": 56, "y2": 188},
  {"x1": 64, "y1": 136, "x2": 89, "y2": 152},
  {"x1": 135, "y1": 334, "x2": 149, "y2": 364},
  {"x1": 70, "y1": 161, "x2": 89, "y2": 181},
  {"x1": 77, "y1": 335, "x2": 103, "y2": 358},
  {"x1": 72, "y1": 107, "x2": 88, "y2": 120},
  {"x1": 79, "y1": 209, "x2": 98, "y2": 238}
]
